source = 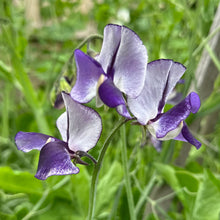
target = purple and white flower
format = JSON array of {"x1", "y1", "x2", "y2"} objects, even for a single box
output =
[
  {"x1": 70, "y1": 24, "x2": 148, "y2": 118},
  {"x1": 128, "y1": 59, "x2": 201, "y2": 149},
  {"x1": 15, "y1": 92, "x2": 102, "y2": 180}
]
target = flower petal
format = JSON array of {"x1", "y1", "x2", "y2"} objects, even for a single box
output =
[
  {"x1": 56, "y1": 112, "x2": 67, "y2": 142},
  {"x1": 147, "y1": 92, "x2": 201, "y2": 139},
  {"x1": 15, "y1": 131, "x2": 56, "y2": 152},
  {"x1": 98, "y1": 78, "x2": 125, "y2": 108},
  {"x1": 157, "y1": 60, "x2": 186, "y2": 112},
  {"x1": 98, "y1": 78, "x2": 131, "y2": 118},
  {"x1": 116, "y1": 104, "x2": 132, "y2": 119},
  {"x1": 96, "y1": 24, "x2": 148, "y2": 98},
  {"x1": 128, "y1": 59, "x2": 186, "y2": 125},
  {"x1": 175, "y1": 122, "x2": 201, "y2": 149},
  {"x1": 113, "y1": 26, "x2": 148, "y2": 97},
  {"x1": 62, "y1": 92, "x2": 102, "y2": 152},
  {"x1": 35, "y1": 141, "x2": 79, "y2": 180},
  {"x1": 70, "y1": 49, "x2": 104, "y2": 103},
  {"x1": 96, "y1": 24, "x2": 122, "y2": 74}
]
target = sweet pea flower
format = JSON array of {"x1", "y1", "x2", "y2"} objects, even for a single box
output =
[
  {"x1": 15, "y1": 92, "x2": 102, "y2": 180},
  {"x1": 70, "y1": 24, "x2": 148, "y2": 118},
  {"x1": 128, "y1": 59, "x2": 201, "y2": 149}
]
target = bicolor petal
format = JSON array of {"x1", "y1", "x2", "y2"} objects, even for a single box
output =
[
  {"x1": 147, "y1": 92, "x2": 200, "y2": 140},
  {"x1": 15, "y1": 131, "x2": 56, "y2": 152},
  {"x1": 70, "y1": 49, "x2": 104, "y2": 103},
  {"x1": 128, "y1": 59, "x2": 186, "y2": 124},
  {"x1": 175, "y1": 122, "x2": 201, "y2": 149},
  {"x1": 96, "y1": 24, "x2": 148, "y2": 98},
  {"x1": 62, "y1": 92, "x2": 102, "y2": 152},
  {"x1": 35, "y1": 141, "x2": 79, "y2": 180},
  {"x1": 96, "y1": 24, "x2": 122, "y2": 74},
  {"x1": 112, "y1": 26, "x2": 148, "y2": 98},
  {"x1": 116, "y1": 104, "x2": 132, "y2": 119}
]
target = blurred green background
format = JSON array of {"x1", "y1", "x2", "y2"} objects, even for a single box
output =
[{"x1": 1, "y1": 0, "x2": 220, "y2": 219}]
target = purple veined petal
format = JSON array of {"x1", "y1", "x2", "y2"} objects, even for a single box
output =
[
  {"x1": 147, "y1": 92, "x2": 201, "y2": 140},
  {"x1": 112, "y1": 26, "x2": 148, "y2": 98},
  {"x1": 96, "y1": 24, "x2": 122, "y2": 74},
  {"x1": 56, "y1": 112, "x2": 67, "y2": 142},
  {"x1": 15, "y1": 131, "x2": 56, "y2": 152},
  {"x1": 70, "y1": 49, "x2": 104, "y2": 103},
  {"x1": 175, "y1": 122, "x2": 201, "y2": 149},
  {"x1": 62, "y1": 92, "x2": 102, "y2": 152},
  {"x1": 35, "y1": 141, "x2": 79, "y2": 180},
  {"x1": 157, "y1": 60, "x2": 186, "y2": 112},
  {"x1": 128, "y1": 59, "x2": 186, "y2": 125},
  {"x1": 96, "y1": 24, "x2": 148, "y2": 98}
]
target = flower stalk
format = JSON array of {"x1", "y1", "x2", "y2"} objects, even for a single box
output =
[
  {"x1": 87, "y1": 117, "x2": 129, "y2": 220},
  {"x1": 121, "y1": 123, "x2": 136, "y2": 220}
]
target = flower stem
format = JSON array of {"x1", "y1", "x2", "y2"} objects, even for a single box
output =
[
  {"x1": 76, "y1": 34, "x2": 103, "y2": 51},
  {"x1": 121, "y1": 123, "x2": 136, "y2": 220},
  {"x1": 87, "y1": 117, "x2": 128, "y2": 220},
  {"x1": 135, "y1": 172, "x2": 157, "y2": 216}
]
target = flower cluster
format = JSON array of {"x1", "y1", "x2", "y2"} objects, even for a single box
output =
[{"x1": 15, "y1": 24, "x2": 201, "y2": 180}]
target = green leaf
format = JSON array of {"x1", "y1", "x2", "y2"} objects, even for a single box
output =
[
  {"x1": 154, "y1": 163, "x2": 180, "y2": 191},
  {"x1": 192, "y1": 169, "x2": 220, "y2": 220},
  {"x1": 95, "y1": 161, "x2": 123, "y2": 217},
  {"x1": 0, "y1": 60, "x2": 13, "y2": 82},
  {"x1": 154, "y1": 163, "x2": 199, "y2": 214},
  {"x1": 175, "y1": 170, "x2": 199, "y2": 193},
  {"x1": 70, "y1": 166, "x2": 90, "y2": 218},
  {"x1": 0, "y1": 166, "x2": 43, "y2": 194},
  {"x1": 0, "y1": 212, "x2": 16, "y2": 220}
]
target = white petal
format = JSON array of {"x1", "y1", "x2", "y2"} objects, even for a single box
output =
[
  {"x1": 128, "y1": 59, "x2": 186, "y2": 124},
  {"x1": 62, "y1": 92, "x2": 102, "y2": 152},
  {"x1": 56, "y1": 112, "x2": 68, "y2": 142}
]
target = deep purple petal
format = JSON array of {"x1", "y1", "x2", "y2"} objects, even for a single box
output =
[
  {"x1": 15, "y1": 131, "x2": 56, "y2": 152},
  {"x1": 98, "y1": 78, "x2": 125, "y2": 108},
  {"x1": 70, "y1": 49, "x2": 104, "y2": 103},
  {"x1": 98, "y1": 78, "x2": 131, "y2": 118},
  {"x1": 148, "y1": 92, "x2": 201, "y2": 139},
  {"x1": 35, "y1": 141, "x2": 79, "y2": 180},
  {"x1": 62, "y1": 92, "x2": 102, "y2": 152},
  {"x1": 96, "y1": 24, "x2": 148, "y2": 98},
  {"x1": 128, "y1": 59, "x2": 186, "y2": 124},
  {"x1": 175, "y1": 122, "x2": 201, "y2": 149},
  {"x1": 188, "y1": 91, "x2": 201, "y2": 113}
]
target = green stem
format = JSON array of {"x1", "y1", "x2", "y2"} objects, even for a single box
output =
[
  {"x1": 76, "y1": 34, "x2": 103, "y2": 50},
  {"x1": 121, "y1": 123, "x2": 136, "y2": 220},
  {"x1": 22, "y1": 176, "x2": 70, "y2": 220},
  {"x1": 87, "y1": 117, "x2": 128, "y2": 220},
  {"x1": 22, "y1": 189, "x2": 50, "y2": 220},
  {"x1": 135, "y1": 172, "x2": 157, "y2": 216}
]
